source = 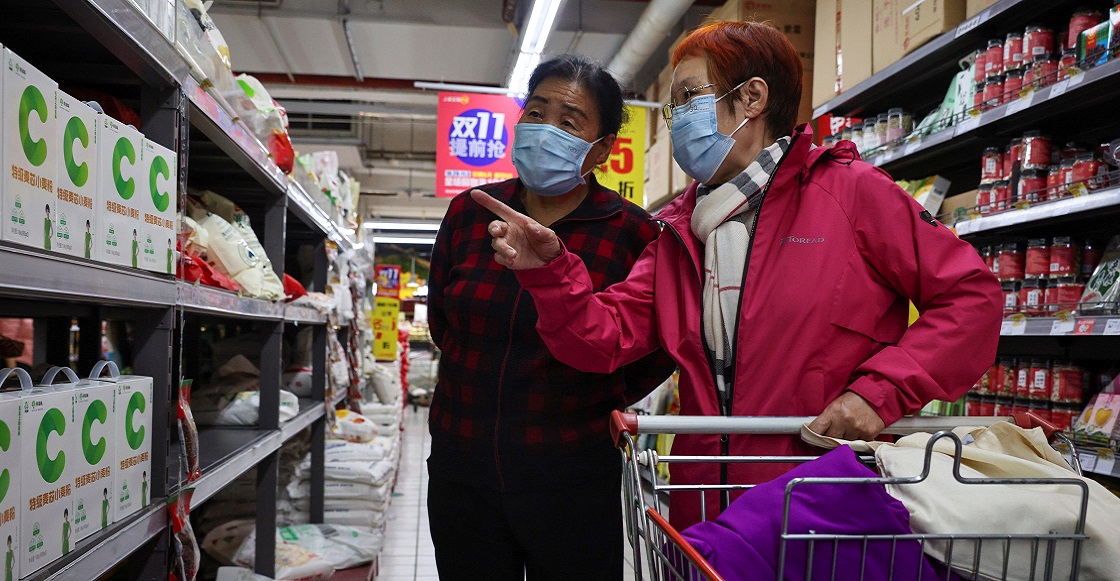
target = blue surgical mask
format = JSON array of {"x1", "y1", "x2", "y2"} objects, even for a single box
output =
[
  {"x1": 512, "y1": 123, "x2": 602, "y2": 197},
  {"x1": 670, "y1": 83, "x2": 749, "y2": 184}
]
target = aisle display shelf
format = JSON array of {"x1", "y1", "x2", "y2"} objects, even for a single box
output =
[
  {"x1": 999, "y1": 315, "x2": 1120, "y2": 337},
  {"x1": 21, "y1": 505, "x2": 168, "y2": 581},
  {"x1": 177, "y1": 282, "x2": 285, "y2": 321},
  {"x1": 0, "y1": 243, "x2": 177, "y2": 307},
  {"x1": 812, "y1": 0, "x2": 1100, "y2": 119},
  {"x1": 954, "y1": 186, "x2": 1120, "y2": 237},
  {"x1": 1072, "y1": 445, "x2": 1120, "y2": 478}
]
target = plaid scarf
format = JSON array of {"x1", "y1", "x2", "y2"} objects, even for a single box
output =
[{"x1": 691, "y1": 137, "x2": 791, "y2": 408}]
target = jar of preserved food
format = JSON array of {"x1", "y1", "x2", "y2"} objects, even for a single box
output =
[
  {"x1": 1052, "y1": 361, "x2": 1085, "y2": 403},
  {"x1": 1046, "y1": 165, "x2": 1063, "y2": 200},
  {"x1": 886, "y1": 108, "x2": 912, "y2": 142},
  {"x1": 862, "y1": 119, "x2": 880, "y2": 152},
  {"x1": 1004, "y1": 31, "x2": 1025, "y2": 71},
  {"x1": 1002, "y1": 280, "x2": 1021, "y2": 315},
  {"x1": 981, "y1": 245, "x2": 996, "y2": 272},
  {"x1": 1006, "y1": 138, "x2": 1023, "y2": 176},
  {"x1": 973, "y1": 49, "x2": 988, "y2": 84},
  {"x1": 1021, "y1": 131, "x2": 1053, "y2": 170},
  {"x1": 982, "y1": 146, "x2": 1003, "y2": 182},
  {"x1": 994, "y1": 179, "x2": 1012, "y2": 212},
  {"x1": 1004, "y1": 68, "x2": 1023, "y2": 101},
  {"x1": 1059, "y1": 48, "x2": 1079, "y2": 81},
  {"x1": 850, "y1": 121, "x2": 864, "y2": 152},
  {"x1": 1072, "y1": 152, "x2": 1105, "y2": 190},
  {"x1": 977, "y1": 184, "x2": 994, "y2": 215},
  {"x1": 986, "y1": 38, "x2": 1004, "y2": 77},
  {"x1": 999, "y1": 242, "x2": 1025, "y2": 281},
  {"x1": 1049, "y1": 237, "x2": 1079, "y2": 277},
  {"x1": 1028, "y1": 358, "x2": 1052, "y2": 399},
  {"x1": 983, "y1": 75, "x2": 1005, "y2": 109},
  {"x1": 1025, "y1": 239, "x2": 1050, "y2": 278},
  {"x1": 876, "y1": 113, "x2": 889, "y2": 146},
  {"x1": 1031, "y1": 53, "x2": 1058, "y2": 88},
  {"x1": 1019, "y1": 278, "x2": 1045, "y2": 315},
  {"x1": 1024, "y1": 24, "x2": 1055, "y2": 58},
  {"x1": 1020, "y1": 169, "x2": 1047, "y2": 204},
  {"x1": 1053, "y1": 278, "x2": 1085, "y2": 313}
]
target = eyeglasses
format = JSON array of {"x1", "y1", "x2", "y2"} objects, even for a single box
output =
[{"x1": 661, "y1": 83, "x2": 717, "y2": 129}]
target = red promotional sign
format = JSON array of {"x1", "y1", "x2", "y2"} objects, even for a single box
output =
[
  {"x1": 375, "y1": 264, "x2": 402, "y2": 298},
  {"x1": 436, "y1": 92, "x2": 522, "y2": 198}
]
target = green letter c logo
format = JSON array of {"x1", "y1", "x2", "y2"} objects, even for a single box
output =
[
  {"x1": 82, "y1": 400, "x2": 108, "y2": 465},
  {"x1": 126, "y1": 392, "x2": 146, "y2": 450},
  {"x1": 36, "y1": 408, "x2": 66, "y2": 484},
  {"x1": 149, "y1": 155, "x2": 171, "y2": 212},
  {"x1": 113, "y1": 138, "x2": 136, "y2": 200},
  {"x1": 19, "y1": 85, "x2": 48, "y2": 167},
  {"x1": 0, "y1": 420, "x2": 10, "y2": 504},
  {"x1": 64, "y1": 117, "x2": 90, "y2": 187}
]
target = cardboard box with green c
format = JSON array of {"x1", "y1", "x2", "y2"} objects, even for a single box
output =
[
  {"x1": 69, "y1": 362, "x2": 117, "y2": 543},
  {"x1": 2, "y1": 49, "x2": 58, "y2": 252},
  {"x1": 97, "y1": 118, "x2": 143, "y2": 268},
  {"x1": 140, "y1": 139, "x2": 177, "y2": 275},
  {"x1": 55, "y1": 93, "x2": 98, "y2": 259},
  {"x1": 0, "y1": 368, "x2": 28, "y2": 581},
  {"x1": 93, "y1": 366, "x2": 152, "y2": 520},
  {"x1": 18, "y1": 367, "x2": 78, "y2": 576}
]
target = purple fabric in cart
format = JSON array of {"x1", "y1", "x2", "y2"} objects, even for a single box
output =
[{"x1": 678, "y1": 445, "x2": 959, "y2": 581}]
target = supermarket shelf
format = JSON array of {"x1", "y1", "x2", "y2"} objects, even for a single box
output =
[
  {"x1": 186, "y1": 76, "x2": 288, "y2": 197},
  {"x1": 1073, "y1": 444, "x2": 1119, "y2": 479},
  {"x1": 812, "y1": 0, "x2": 1091, "y2": 119},
  {"x1": 23, "y1": 504, "x2": 167, "y2": 581},
  {"x1": 177, "y1": 282, "x2": 284, "y2": 320},
  {"x1": 863, "y1": 57, "x2": 1120, "y2": 178},
  {"x1": 1000, "y1": 316, "x2": 1120, "y2": 337},
  {"x1": 0, "y1": 243, "x2": 176, "y2": 307},
  {"x1": 281, "y1": 399, "x2": 327, "y2": 442},
  {"x1": 190, "y1": 428, "x2": 281, "y2": 505},
  {"x1": 955, "y1": 188, "x2": 1120, "y2": 237},
  {"x1": 51, "y1": 0, "x2": 187, "y2": 87},
  {"x1": 284, "y1": 303, "x2": 329, "y2": 325},
  {"x1": 287, "y1": 182, "x2": 356, "y2": 251}
]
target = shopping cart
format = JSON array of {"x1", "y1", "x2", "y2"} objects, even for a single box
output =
[{"x1": 611, "y1": 411, "x2": 1089, "y2": 581}]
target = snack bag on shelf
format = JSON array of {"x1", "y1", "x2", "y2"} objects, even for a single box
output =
[
  {"x1": 178, "y1": 380, "x2": 200, "y2": 482},
  {"x1": 198, "y1": 190, "x2": 283, "y2": 300},
  {"x1": 328, "y1": 410, "x2": 377, "y2": 443},
  {"x1": 169, "y1": 488, "x2": 199, "y2": 581},
  {"x1": 1079, "y1": 235, "x2": 1120, "y2": 315},
  {"x1": 185, "y1": 197, "x2": 266, "y2": 297},
  {"x1": 1075, "y1": 393, "x2": 1120, "y2": 442}
]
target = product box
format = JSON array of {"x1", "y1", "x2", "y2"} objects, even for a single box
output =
[
  {"x1": 873, "y1": 0, "x2": 906, "y2": 73},
  {"x1": 966, "y1": 0, "x2": 998, "y2": 19},
  {"x1": 54, "y1": 92, "x2": 98, "y2": 259},
  {"x1": 69, "y1": 379, "x2": 115, "y2": 543},
  {"x1": 739, "y1": 0, "x2": 816, "y2": 72},
  {"x1": 939, "y1": 188, "x2": 978, "y2": 225},
  {"x1": 910, "y1": 175, "x2": 952, "y2": 215},
  {"x1": 3, "y1": 49, "x2": 58, "y2": 252},
  {"x1": 97, "y1": 117, "x2": 144, "y2": 268},
  {"x1": 0, "y1": 369, "x2": 27, "y2": 581},
  {"x1": 139, "y1": 139, "x2": 177, "y2": 275},
  {"x1": 18, "y1": 377, "x2": 77, "y2": 575},
  {"x1": 902, "y1": 0, "x2": 966, "y2": 56},
  {"x1": 1077, "y1": 9, "x2": 1119, "y2": 68},
  {"x1": 812, "y1": 0, "x2": 872, "y2": 108},
  {"x1": 101, "y1": 374, "x2": 152, "y2": 520}
]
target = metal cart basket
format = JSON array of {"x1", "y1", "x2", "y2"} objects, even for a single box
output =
[{"x1": 611, "y1": 411, "x2": 1089, "y2": 581}]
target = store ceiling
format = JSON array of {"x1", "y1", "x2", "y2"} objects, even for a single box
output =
[{"x1": 208, "y1": 0, "x2": 718, "y2": 222}]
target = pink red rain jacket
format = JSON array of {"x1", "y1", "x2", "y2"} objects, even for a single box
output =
[{"x1": 513, "y1": 124, "x2": 1003, "y2": 530}]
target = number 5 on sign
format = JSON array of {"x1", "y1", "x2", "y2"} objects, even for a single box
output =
[{"x1": 597, "y1": 106, "x2": 647, "y2": 207}]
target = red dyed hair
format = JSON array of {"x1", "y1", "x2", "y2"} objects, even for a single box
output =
[{"x1": 672, "y1": 21, "x2": 803, "y2": 137}]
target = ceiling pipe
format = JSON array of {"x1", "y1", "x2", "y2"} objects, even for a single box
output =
[
  {"x1": 606, "y1": 0, "x2": 696, "y2": 86},
  {"x1": 341, "y1": 18, "x2": 365, "y2": 83}
]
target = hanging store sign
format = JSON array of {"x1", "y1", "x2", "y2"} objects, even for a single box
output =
[
  {"x1": 375, "y1": 264, "x2": 402, "y2": 298},
  {"x1": 436, "y1": 92, "x2": 521, "y2": 198},
  {"x1": 596, "y1": 105, "x2": 647, "y2": 207},
  {"x1": 372, "y1": 297, "x2": 401, "y2": 361}
]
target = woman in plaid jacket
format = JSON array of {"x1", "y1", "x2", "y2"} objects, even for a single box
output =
[{"x1": 426, "y1": 55, "x2": 675, "y2": 580}]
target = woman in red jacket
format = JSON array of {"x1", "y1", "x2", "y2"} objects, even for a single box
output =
[
  {"x1": 426, "y1": 55, "x2": 674, "y2": 580},
  {"x1": 473, "y1": 22, "x2": 1003, "y2": 530}
]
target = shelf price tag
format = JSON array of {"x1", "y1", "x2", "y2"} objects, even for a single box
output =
[
  {"x1": 1048, "y1": 79, "x2": 1070, "y2": 99},
  {"x1": 1097, "y1": 449, "x2": 1117, "y2": 476},
  {"x1": 1008, "y1": 92, "x2": 1034, "y2": 116},
  {"x1": 1050, "y1": 318, "x2": 1076, "y2": 335},
  {"x1": 955, "y1": 115, "x2": 980, "y2": 137},
  {"x1": 1080, "y1": 452, "x2": 1098, "y2": 472},
  {"x1": 1104, "y1": 319, "x2": 1120, "y2": 335},
  {"x1": 1074, "y1": 318, "x2": 1097, "y2": 335},
  {"x1": 903, "y1": 141, "x2": 921, "y2": 156},
  {"x1": 1067, "y1": 72, "x2": 1086, "y2": 90},
  {"x1": 1001, "y1": 316, "x2": 1027, "y2": 335},
  {"x1": 955, "y1": 11, "x2": 987, "y2": 38}
]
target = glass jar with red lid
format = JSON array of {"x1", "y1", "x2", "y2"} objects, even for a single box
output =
[
  {"x1": 1052, "y1": 361, "x2": 1085, "y2": 403},
  {"x1": 1004, "y1": 31, "x2": 1025, "y2": 71},
  {"x1": 1004, "y1": 69, "x2": 1024, "y2": 101},
  {"x1": 1025, "y1": 239, "x2": 1050, "y2": 278},
  {"x1": 1020, "y1": 278, "x2": 1046, "y2": 316},
  {"x1": 973, "y1": 49, "x2": 988, "y2": 84},
  {"x1": 985, "y1": 38, "x2": 1004, "y2": 77},
  {"x1": 1072, "y1": 152, "x2": 1105, "y2": 190},
  {"x1": 1024, "y1": 24, "x2": 1055, "y2": 59},
  {"x1": 1046, "y1": 165, "x2": 1063, "y2": 200},
  {"x1": 1021, "y1": 131, "x2": 1053, "y2": 170},
  {"x1": 982, "y1": 75, "x2": 1005, "y2": 109},
  {"x1": 977, "y1": 184, "x2": 994, "y2": 215},
  {"x1": 1031, "y1": 53, "x2": 1059, "y2": 89},
  {"x1": 981, "y1": 146, "x2": 1003, "y2": 182},
  {"x1": 1020, "y1": 169, "x2": 1047, "y2": 204},
  {"x1": 1059, "y1": 48, "x2": 1079, "y2": 81},
  {"x1": 1068, "y1": 9, "x2": 1104, "y2": 49},
  {"x1": 1002, "y1": 280, "x2": 1021, "y2": 315},
  {"x1": 1049, "y1": 237, "x2": 1079, "y2": 277},
  {"x1": 1006, "y1": 138, "x2": 1022, "y2": 176}
]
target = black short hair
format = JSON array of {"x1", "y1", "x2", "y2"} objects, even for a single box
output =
[{"x1": 527, "y1": 54, "x2": 627, "y2": 138}]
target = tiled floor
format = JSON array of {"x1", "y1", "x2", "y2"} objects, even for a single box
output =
[{"x1": 373, "y1": 406, "x2": 639, "y2": 580}]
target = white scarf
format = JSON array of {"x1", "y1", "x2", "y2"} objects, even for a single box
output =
[{"x1": 690, "y1": 137, "x2": 791, "y2": 408}]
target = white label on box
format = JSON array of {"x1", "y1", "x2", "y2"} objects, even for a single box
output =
[
  {"x1": 1050, "y1": 319, "x2": 1075, "y2": 335},
  {"x1": 955, "y1": 12, "x2": 987, "y2": 38},
  {"x1": 0, "y1": 394, "x2": 20, "y2": 581},
  {"x1": 111, "y1": 377, "x2": 152, "y2": 520},
  {"x1": 19, "y1": 389, "x2": 76, "y2": 576},
  {"x1": 1104, "y1": 319, "x2": 1120, "y2": 335},
  {"x1": 139, "y1": 139, "x2": 177, "y2": 274},
  {"x1": 97, "y1": 118, "x2": 144, "y2": 268},
  {"x1": 71, "y1": 385, "x2": 115, "y2": 542},
  {"x1": 3, "y1": 49, "x2": 58, "y2": 251},
  {"x1": 55, "y1": 93, "x2": 99, "y2": 259}
]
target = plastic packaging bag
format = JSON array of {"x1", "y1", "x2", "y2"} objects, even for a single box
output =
[
  {"x1": 273, "y1": 524, "x2": 380, "y2": 569},
  {"x1": 199, "y1": 190, "x2": 283, "y2": 300},
  {"x1": 1080, "y1": 235, "x2": 1120, "y2": 315},
  {"x1": 328, "y1": 410, "x2": 377, "y2": 443},
  {"x1": 169, "y1": 489, "x2": 200, "y2": 581},
  {"x1": 233, "y1": 537, "x2": 334, "y2": 581},
  {"x1": 281, "y1": 367, "x2": 313, "y2": 398},
  {"x1": 216, "y1": 567, "x2": 273, "y2": 581},
  {"x1": 178, "y1": 380, "x2": 201, "y2": 481}
]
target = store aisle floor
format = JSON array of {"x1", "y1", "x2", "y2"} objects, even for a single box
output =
[{"x1": 374, "y1": 406, "x2": 638, "y2": 580}]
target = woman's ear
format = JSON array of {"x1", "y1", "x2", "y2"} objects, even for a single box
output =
[
  {"x1": 591, "y1": 134, "x2": 617, "y2": 167},
  {"x1": 742, "y1": 77, "x2": 769, "y2": 119}
]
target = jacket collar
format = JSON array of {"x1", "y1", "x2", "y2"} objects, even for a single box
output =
[{"x1": 490, "y1": 174, "x2": 624, "y2": 223}]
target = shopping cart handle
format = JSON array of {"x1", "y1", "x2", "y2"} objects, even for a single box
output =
[
  {"x1": 1012, "y1": 410, "x2": 1061, "y2": 438},
  {"x1": 611, "y1": 410, "x2": 639, "y2": 447}
]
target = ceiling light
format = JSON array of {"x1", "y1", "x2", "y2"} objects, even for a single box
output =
[
  {"x1": 364, "y1": 221, "x2": 442, "y2": 231},
  {"x1": 339, "y1": 227, "x2": 356, "y2": 235},
  {"x1": 507, "y1": 0, "x2": 564, "y2": 93},
  {"x1": 372, "y1": 236, "x2": 437, "y2": 245}
]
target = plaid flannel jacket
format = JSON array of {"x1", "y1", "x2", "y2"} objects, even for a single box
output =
[{"x1": 427, "y1": 177, "x2": 675, "y2": 492}]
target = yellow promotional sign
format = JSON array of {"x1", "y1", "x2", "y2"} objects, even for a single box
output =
[
  {"x1": 372, "y1": 297, "x2": 401, "y2": 361},
  {"x1": 597, "y1": 105, "x2": 647, "y2": 207}
]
